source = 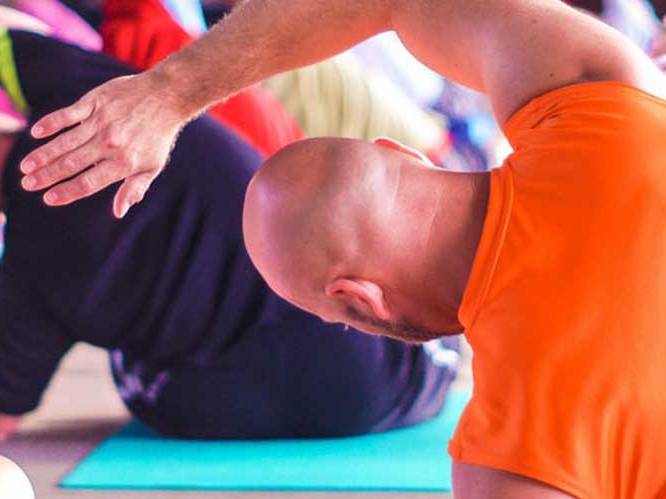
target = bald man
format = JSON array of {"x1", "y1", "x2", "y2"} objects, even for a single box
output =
[
  {"x1": 0, "y1": 30, "x2": 459, "y2": 441},
  {"x1": 17, "y1": 0, "x2": 666, "y2": 497}
]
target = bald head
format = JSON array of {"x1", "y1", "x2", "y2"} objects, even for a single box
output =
[
  {"x1": 243, "y1": 136, "x2": 473, "y2": 343},
  {"x1": 244, "y1": 138, "x2": 386, "y2": 305}
]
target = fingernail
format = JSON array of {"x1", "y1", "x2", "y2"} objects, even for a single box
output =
[
  {"x1": 44, "y1": 192, "x2": 58, "y2": 205},
  {"x1": 22, "y1": 176, "x2": 36, "y2": 190},
  {"x1": 21, "y1": 160, "x2": 35, "y2": 174},
  {"x1": 32, "y1": 124, "x2": 43, "y2": 137}
]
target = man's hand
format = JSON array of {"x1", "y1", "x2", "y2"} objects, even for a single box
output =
[
  {"x1": 15, "y1": 0, "x2": 397, "y2": 216},
  {"x1": 0, "y1": 414, "x2": 21, "y2": 441},
  {"x1": 20, "y1": 72, "x2": 187, "y2": 218}
]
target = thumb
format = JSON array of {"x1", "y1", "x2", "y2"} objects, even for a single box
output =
[{"x1": 112, "y1": 172, "x2": 156, "y2": 219}]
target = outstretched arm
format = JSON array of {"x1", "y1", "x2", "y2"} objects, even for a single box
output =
[{"x1": 21, "y1": 0, "x2": 664, "y2": 216}]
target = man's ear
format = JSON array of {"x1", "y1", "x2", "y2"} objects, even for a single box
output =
[
  {"x1": 373, "y1": 137, "x2": 434, "y2": 166},
  {"x1": 324, "y1": 278, "x2": 393, "y2": 321}
]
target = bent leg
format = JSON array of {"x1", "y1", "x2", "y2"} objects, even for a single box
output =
[
  {"x1": 262, "y1": 301, "x2": 460, "y2": 438},
  {"x1": 111, "y1": 298, "x2": 458, "y2": 439}
]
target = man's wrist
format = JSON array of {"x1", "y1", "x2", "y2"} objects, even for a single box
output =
[{"x1": 145, "y1": 63, "x2": 207, "y2": 126}]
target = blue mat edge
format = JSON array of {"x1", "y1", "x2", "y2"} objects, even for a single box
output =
[
  {"x1": 61, "y1": 484, "x2": 453, "y2": 492},
  {"x1": 61, "y1": 389, "x2": 471, "y2": 492}
]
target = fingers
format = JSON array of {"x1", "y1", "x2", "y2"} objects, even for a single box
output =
[
  {"x1": 30, "y1": 98, "x2": 95, "y2": 140},
  {"x1": 16, "y1": 73, "x2": 179, "y2": 213},
  {"x1": 113, "y1": 172, "x2": 156, "y2": 218},
  {"x1": 20, "y1": 122, "x2": 98, "y2": 181},
  {"x1": 41, "y1": 159, "x2": 125, "y2": 207},
  {"x1": 22, "y1": 141, "x2": 105, "y2": 193}
]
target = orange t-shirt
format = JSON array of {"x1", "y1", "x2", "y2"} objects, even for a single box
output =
[{"x1": 449, "y1": 81, "x2": 666, "y2": 498}]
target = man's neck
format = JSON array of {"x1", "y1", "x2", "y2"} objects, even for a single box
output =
[{"x1": 410, "y1": 170, "x2": 491, "y2": 331}]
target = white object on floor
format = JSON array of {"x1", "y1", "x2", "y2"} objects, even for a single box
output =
[{"x1": 0, "y1": 456, "x2": 34, "y2": 499}]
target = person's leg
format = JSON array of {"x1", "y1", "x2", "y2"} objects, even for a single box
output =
[
  {"x1": 255, "y1": 301, "x2": 458, "y2": 438},
  {"x1": 111, "y1": 298, "x2": 458, "y2": 439}
]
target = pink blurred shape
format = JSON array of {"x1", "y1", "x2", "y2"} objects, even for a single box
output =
[
  {"x1": 0, "y1": 5, "x2": 52, "y2": 34},
  {"x1": 13, "y1": 0, "x2": 102, "y2": 52},
  {"x1": 0, "y1": 90, "x2": 26, "y2": 133}
]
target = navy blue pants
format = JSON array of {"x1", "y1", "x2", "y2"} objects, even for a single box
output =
[{"x1": 111, "y1": 312, "x2": 460, "y2": 439}]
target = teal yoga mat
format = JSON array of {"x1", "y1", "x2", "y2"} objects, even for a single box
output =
[{"x1": 62, "y1": 390, "x2": 470, "y2": 492}]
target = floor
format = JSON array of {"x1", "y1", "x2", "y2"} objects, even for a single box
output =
[{"x1": 1, "y1": 343, "x2": 467, "y2": 498}]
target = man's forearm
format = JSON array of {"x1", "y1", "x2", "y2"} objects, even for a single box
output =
[
  {"x1": 24, "y1": 0, "x2": 662, "y2": 216},
  {"x1": 151, "y1": 0, "x2": 396, "y2": 121},
  {"x1": 151, "y1": 0, "x2": 663, "y2": 127}
]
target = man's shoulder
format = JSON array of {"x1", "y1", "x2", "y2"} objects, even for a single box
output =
[{"x1": 505, "y1": 81, "x2": 666, "y2": 184}]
